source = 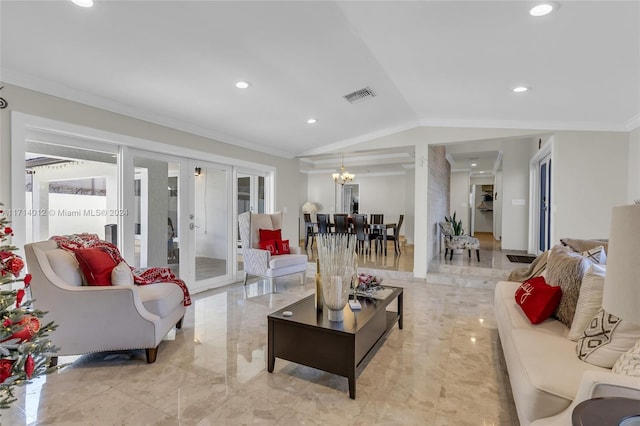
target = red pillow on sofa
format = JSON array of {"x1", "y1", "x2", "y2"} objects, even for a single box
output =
[
  {"x1": 259, "y1": 228, "x2": 282, "y2": 244},
  {"x1": 515, "y1": 276, "x2": 562, "y2": 324},
  {"x1": 74, "y1": 248, "x2": 117, "y2": 286},
  {"x1": 258, "y1": 240, "x2": 278, "y2": 255},
  {"x1": 277, "y1": 240, "x2": 291, "y2": 254}
]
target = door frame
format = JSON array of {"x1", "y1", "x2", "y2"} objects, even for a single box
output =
[{"x1": 528, "y1": 138, "x2": 553, "y2": 254}]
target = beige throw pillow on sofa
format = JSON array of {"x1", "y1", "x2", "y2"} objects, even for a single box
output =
[
  {"x1": 111, "y1": 261, "x2": 134, "y2": 286},
  {"x1": 568, "y1": 264, "x2": 606, "y2": 341},
  {"x1": 577, "y1": 309, "x2": 640, "y2": 368},
  {"x1": 612, "y1": 340, "x2": 640, "y2": 377},
  {"x1": 546, "y1": 245, "x2": 593, "y2": 328}
]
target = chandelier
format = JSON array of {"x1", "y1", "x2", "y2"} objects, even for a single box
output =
[{"x1": 332, "y1": 156, "x2": 355, "y2": 185}]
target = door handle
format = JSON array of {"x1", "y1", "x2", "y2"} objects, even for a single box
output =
[{"x1": 189, "y1": 223, "x2": 200, "y2": 230}]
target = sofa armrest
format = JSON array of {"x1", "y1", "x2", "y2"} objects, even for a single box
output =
[
  {"x1": 243, "y1": 248, "x2": 270, "y2": 275},
  {"x1": 531, "y1": 371, "x2": 640, "y2": 426}
]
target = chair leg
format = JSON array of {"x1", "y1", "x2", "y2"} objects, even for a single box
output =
[
  {"x1": 243, "y1": 272, "x2": 248, "y2": 285},
  {"x1": 468, "y1": 249, "x2": 471, "y2": 258},
  {"x1": 449, "y1": 249, "x2": 453, "y2": 261},
  {"x1": 476, "y1": 249, "x2": 480, "y2": 261},
  {"x1": 176, "y1": 316, "x2": 184, "y2": 329},
  {"x1": 146, "y1": 346, "x2": 158, "y2": 363},
  {"x1": 49, "y1": 356, "x2": 58, "y2": 368}
]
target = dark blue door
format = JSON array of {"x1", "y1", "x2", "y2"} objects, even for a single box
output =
[{"x1": 539, "y1": 162, "x2": 547, "y2": 252}]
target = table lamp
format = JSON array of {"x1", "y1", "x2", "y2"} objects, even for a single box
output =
[{"x1": 602, "y1": 204, "x2": 640, "y2": 325}]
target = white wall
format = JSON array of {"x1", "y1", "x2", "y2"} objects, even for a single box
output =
[
  {"x1": 404, "y1": 168, "x2": 415, "y2": 244},
  {"x1": 629, "y1": 127, "x2": 640, "y2": 202},
  {"x1": 501, "y1": 141, "x2": 530, "y2": 250},
  {"x1": 450, "y1": 171, "x2": 470, "y2": 234},
  {"x1": 552, "y1": 131, "x2": 629, "y2": 240},
  {"x1": 473, "y1": 186, "x2": 493, "y2": 233}
]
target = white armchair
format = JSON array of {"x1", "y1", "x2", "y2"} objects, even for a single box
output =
[
  {"x1": 24, "y1": 240, "x2": 186, "y2": 364},
  {"x1": 238, "y1": 211, "x2": 308, "y2": 286}
]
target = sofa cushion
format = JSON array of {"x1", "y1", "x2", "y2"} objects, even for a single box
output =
[
  {"x1": 74, "y1": 247, "x2": 117, "y2": 286},
  {"x1": 515, "y1": 276, "x2": 562, "y2": 324},
  {"x1": 509, "y1": 329, "x2": 609, "y2": 420},
  {"x1": 546, "y1": 245, "x2": 593, "y2": 328},
  {"x1": 137, "y1": 282, "x2": 184, "y2": 317},
  {"x1": 576, "y1": 309, "x2": 640, "y2": 368},
  {"x1": 567, "y1": 264, "x2": 606, "y2": 341},
  {"x1": 111, "y1": 261, "x2": 134, "y2": 286},
  {"x1": 45, "y1": 249, "x2": 83, "y2": 286},
  {"x1": 269, "y1": 254, "x2": 307, "y2": 269}
]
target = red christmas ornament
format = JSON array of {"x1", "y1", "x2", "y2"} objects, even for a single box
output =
[
  {"x1": 3, "y1": 318, "x2": 12, "y2": 327},
  {"x1": 6, "y1": 256, "x2": 24, "y2": 275},
  {"x1": 24, "y1": 354, "x2": 34, "y2": 379},
  {"x1": 23, "y1": 273, "x2": 32, "y2": 286},
  {"x1": 4, "y1": 227, "x2": 13, "y2": 235},
  {"x1": 0, "y1": 359, "x2": 14, "y2": 383},
  {"x1": 1, "y1": 315, "x2": 40, "y2": 343},
  {"x1": 15, "y1": 289, "x2": 25, "y2": 308}
]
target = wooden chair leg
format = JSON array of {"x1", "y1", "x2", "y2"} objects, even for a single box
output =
[
  {"x1": 449, "y1": 249, "x2": 453, "y2": 261},
  {"x1": 476, "y1": 249, "x2": 480, "y2": 261},
  {"x1": 49, "y1": 356, "x2": 58, "y2": 368},
  {"x1": 146, "y1": 347, "x2": 158, "y2": 363},
  {"x1": 468, "y1": 249, "x2": 471, "y2": 258}
]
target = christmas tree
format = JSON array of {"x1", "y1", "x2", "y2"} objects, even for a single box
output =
[{"x1": 0, "y1": 204, "x2": 58, "y2": 413}]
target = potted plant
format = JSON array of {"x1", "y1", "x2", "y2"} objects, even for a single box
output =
[{"x1": 444, "y1": 211, "x2": 464, "y2": 236}]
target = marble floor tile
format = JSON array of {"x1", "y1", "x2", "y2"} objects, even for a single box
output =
[{"x1": 4, "y1": 245, "x2": 521, "y2": 425}]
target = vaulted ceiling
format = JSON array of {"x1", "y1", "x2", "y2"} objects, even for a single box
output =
[{"x1": 2, "y1": 1, "x2": 638, "y2": 167}]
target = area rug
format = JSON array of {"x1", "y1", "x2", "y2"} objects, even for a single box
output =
[{"x1": 507, "y1": 254, "x2": 537, "y2": 264}]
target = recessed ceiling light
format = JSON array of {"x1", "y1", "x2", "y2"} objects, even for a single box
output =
[
  {"x1": 306, "y1": 118, "x2": 318, "y2": 124},
  {"x1": 71, "y1": 0, "x2": 94, "y2": 7},
  {"x1": 235, "y1": 81, "x2": 250, "y2": 89},
  {"x1": 530, "y1": 3, "x2": 555, "y2": 17},
  {"x1": 513, "y1": 86, "x2": 529, "y2": 93},
  {"x1": 479, "y1": 171, "x2": 485, "y2": 174},
  {"x1": 470, "y1": 163, "x2": 477, "y2": 167}
]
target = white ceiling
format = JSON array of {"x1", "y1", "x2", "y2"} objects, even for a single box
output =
[{"x1": 2, "y1": 1, "x2": 638, "y2": 168}]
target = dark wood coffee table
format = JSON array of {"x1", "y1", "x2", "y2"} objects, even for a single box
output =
[{"x1": 267, "y1": 286, "x2": 403, "y2": 399}]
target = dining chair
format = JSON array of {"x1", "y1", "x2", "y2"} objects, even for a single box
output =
[
  {"x1": 316, "y1": 213, "x2": 330, "y2": 235},
  {"x1": 369, "y1": 214, "x2": 384, "y2": 252},
  {"x1": 333, "y1": 214, "x2": 349, "y2": 234},
  {"x1": 353, "y1": 214, "x2": 371, "y2": 254},
  {"x1": 377, "y1": 214, "x2": 404, "y2": 255},
  {"x1": 303, "y1": 213, "x2": 317, "y2": 249}
]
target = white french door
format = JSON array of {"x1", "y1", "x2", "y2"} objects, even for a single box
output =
[{"x1": 188, "y1": 160, "x2": 233, "y2": 293}]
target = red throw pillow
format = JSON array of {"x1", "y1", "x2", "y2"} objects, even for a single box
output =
[
  {"x1": 74, "y1": 248, "x2": 117, "y2": 286},
  {"x1": 259, "y1": 228, "x2": 282, "y2": 244},
  {"x1": 515, "y1": 276, "x2": 562, "y2": 324},
  {"x1": 258, "y1": 240, "x2": 278, "y2": 255},
  {"x1": 277, "y1": 240, "x2": 291, "y2": 254}
]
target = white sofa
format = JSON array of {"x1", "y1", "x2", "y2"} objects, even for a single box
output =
[
  {"x1": 25, "y1": 240, "x2": 186, "y2": 364},
  {"x1": 495, "y1": 280, "x2": 640, "y2": 425}
]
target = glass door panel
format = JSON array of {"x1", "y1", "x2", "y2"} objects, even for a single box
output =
[
  {"x1": 132, "y1": 156, "x2": 180, "y2": 276},
  {"x1": 236, "y1": 173, "x2": 267, "y2": 273},
  {"x1": 192, "y1": 162, "x2": 232, "y2": 292},
  {"x1": 25, "y1": 143, "x2": 118, "y2": 245}
]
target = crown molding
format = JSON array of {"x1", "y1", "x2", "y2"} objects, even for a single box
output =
[
  {"x1": 1, "y1": 68, "x2": 297, "y2": 159},
  {"x1": 419, "y1": 117, "x2": 631, "y2": 133}
]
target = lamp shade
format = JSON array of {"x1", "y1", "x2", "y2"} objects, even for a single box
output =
[{"x1": 602, "y1": 204, "x2": 640, "y2": 324}]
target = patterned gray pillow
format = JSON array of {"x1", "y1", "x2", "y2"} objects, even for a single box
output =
[{"x1": 546, "y1": 245, "x2": 593, "y2": 328}]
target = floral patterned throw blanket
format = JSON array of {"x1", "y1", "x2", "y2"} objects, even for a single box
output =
[{"x1": 51, "y1": 233, "x2": 191, "y2": 306}]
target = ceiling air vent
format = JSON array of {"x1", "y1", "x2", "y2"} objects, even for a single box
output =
[{"x1": 344, "y1": 86, "x2": 376, "y2": 104}]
